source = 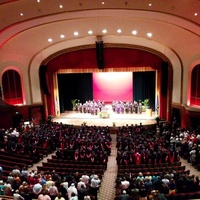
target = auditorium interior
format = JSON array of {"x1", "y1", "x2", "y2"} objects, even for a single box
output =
[{"x1": 0, "y1": 1, "x2": 200, "y2": 200}]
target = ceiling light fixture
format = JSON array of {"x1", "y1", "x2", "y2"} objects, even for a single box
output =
[
  {"x1": 60, "y1": 35, "x2": 65, "y2": 39},
  {"x1": 132, "y1": 30, "x2": 137, "y2": 35},
  {"x1": 194, "y1": 12, "x2": 198, "y2": 16},
  {"x1": 20, "y1": 13, "x2": 23, "y2": 16},
  {"x1": 74, "y1": 32, "x2": 79, "y2": 36},
  {"x1": 117, "y1": 29, "x2": 122, "y2": 33},
  {"x1": 88, "y1": 30, "x2": 93, "y2": 35},
  {"x1": 48, "y1": 38, "x2": 53, "y2": 42},
  {"x1": 59, "y1": 5, "x2": 63, "y2": 8},
  {"x1": 147, "y1": 32, "x2": 152, "y2": 37},
  {"x1": 102, "y1": 29, "x2": 107, "y2": 34}
]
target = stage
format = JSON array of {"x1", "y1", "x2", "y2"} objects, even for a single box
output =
[{"x1": 53, "y1": 105, "x2": 157, "y2": 127}]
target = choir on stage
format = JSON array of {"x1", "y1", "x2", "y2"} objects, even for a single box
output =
[
  {"x1": 73, "y1": 99, "x2": 145, "y2": 115},
  {"x1": 73, "y1": 100, "x2": 105, "y2": 115},
  {"x1": 112, "y1": 100, "x2": 143, "y2": 114}
]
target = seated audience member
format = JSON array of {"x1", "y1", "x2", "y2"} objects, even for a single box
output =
[
  {"x1": 78, "y1": 185, "x2": 88, "y2": 200},
  {"x1": 46, "y1": 177, "x2": 54, "y2": 189},
  {"x1": 194, "y1": 176, "x2": 200, "y2": 192},
  {"x1": 81, "y1": 172, "x2": 90, "y2": 186},
  {"x1": 70, "y1": 192, "x2": 78, "y2": 200},
  {"x1": 55, "y1": 193, "x2": 65, "y2": 200},
  {"x1": 121, "y1": 177, "x2": 130, "y2": 190},
  {"x1": 12, "y1": 166, "x2": 21, "y2": 177},
  {"x1": 150, "y1": 190, "x2": 167, "y2": 200},
  {"x1": 119, "y1": 190, "x2": 130, "y2": 200},
  {"x1": 22, "y1": 188, "x2": 33, "y2": 200},
  {"x1": 19, "y1": 181, "x2": 29, "y2": 196},
  {"x1": 84, "y1": 195, "x2": 91, "y2": 200},
  {"x1": 59, "y1": 183, "x2": 67, "y2": 200},
  {"x1": 90, "y1": 175, "x2": 101, "y2": 200},
  {"x1": 7, "y1": 173, "x2": 14, "y2": 185},
  {"x1": 21, "y1": 168, "x2": 28, "y2": 183},
  {"x1": 4, "y1": 180, "x2": 13, "y2": 196},
  {"x1": 67, "y1": 183, "x2": 77, "y2": 200},
  {"x1": 38, "y1": 190, "x2": 51, "y2": 200},
  {"x1": 136, "y1": 172, "x2": 144, "y2": 183},
  {"x1": 33, "y1": 182, "x2": 42, "y2": 197},
  {"x1": 144, "y1": 178, "x2": 153, "y2": 195},
  {"x1": 139, "y1": 184, "x2": 147, "y2": 200},
  {"x1": 77, "y1": 178, "x2": 86, "y2": 191},
  {"x1": 144, "y1": 172, "x2": 152, "y2": 182},
  {"x1": 13, "y1": 190, "x2": 24, "y2": 200},
  {"x1": 49, "y1": 182, "x2": 59, "y2": 200},
  {"x1": 0, "y1": 180, "x2": 5, "y2": 195},
  {"x1": 168, "y1": 178, "x2": 176, "y2": 196},
  {"x1": 161, "y1": 176, "x2": 169, "y2": 195}
]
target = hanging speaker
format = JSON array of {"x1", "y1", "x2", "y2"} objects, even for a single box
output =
[
  {"x1": 39, "y1": 65, "x2": 50, "y2": 95},
  {"x1": 161, "y1": 62, "x2": 168, "y2": 95},
  {"x1": 96, "y1": 41, "x2": 105, "y2": 69}
]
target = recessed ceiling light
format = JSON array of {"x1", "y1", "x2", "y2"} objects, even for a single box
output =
[
  {"x1": 37, "y1": 0, "x2": 40, "y2": 2},
  {"x1": 74, "y1": 32, "x2": 79, "y2": 36},
  {"x1": 20, "y1": 13, "x2": 23, "y2": 16},
  {"x1": 102, "y1": 2, "x2": 105, "y2": 5},
  {"x1": 59, "y1": 5, "x2": 63, "y2": 8},
  {"x1": 194, "y1": 13, "x2": 198, "y2": 16},
  {"x1": 48, "y1": 38, "x2": 53, "y2": 42},
  {"x1": 60, "y1": 34, "x2": 65, "y2": 39},
  {"x1": 147, "y1": 32, "x2": 152, "y2": 37},
  {"x1": 88, "y1": 30, "x2": 93, "y2": 35},
  {"x1": 132, "y1": 30, "x2": 137, "y2": 35},
  {"x1": 149, "y1": 3, "x2": 152, "y2": 6},
  {"x1": 102, "y1": 29, "x2": 107, "y2": 34},
  {"x1": 117, "y1": 29, "x2": 122, "y2": 33}
]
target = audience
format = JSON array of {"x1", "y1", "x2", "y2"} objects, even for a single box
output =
[
  {"x1": 0, "y1": 120, "x2": 200, "y2": 200},
  {"x1": 115, "y1": 123, "x2": 200, "y2": 200}
]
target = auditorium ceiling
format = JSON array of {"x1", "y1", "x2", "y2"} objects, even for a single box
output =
[{"x1": 0, "y1": 0, "x2": 200, "y2": 69}]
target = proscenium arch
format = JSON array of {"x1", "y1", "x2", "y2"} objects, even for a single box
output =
[
  {"x1": 44, "y1": 43, "x2": 174, "y2": 121},
  {"x1": 29, "y1": 43, "x2": 182, "y2": 122}
]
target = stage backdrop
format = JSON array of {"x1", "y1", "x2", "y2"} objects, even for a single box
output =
[
  {"x1": 58, "y1": 71, "x2": 155, "y2": 112},
  {"x1": 93, "y1": 72, "x2": 132, "y2": 103}
]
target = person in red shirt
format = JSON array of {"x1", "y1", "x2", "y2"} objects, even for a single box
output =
[{"x1": 135, "y1": 152, "x2": 141, "y2": 165}]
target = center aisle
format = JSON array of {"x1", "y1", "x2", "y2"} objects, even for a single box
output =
[{"x1": 98, "y1": 134, "x2": 117, "y2": 200}]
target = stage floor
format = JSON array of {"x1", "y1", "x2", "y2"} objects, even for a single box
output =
[{"x1": 53, "y1": 105, "x2": 157, "y2": 127}]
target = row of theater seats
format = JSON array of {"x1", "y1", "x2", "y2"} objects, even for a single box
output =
[
  {"x1": 118, "y1": 161, "x2": 182, "y2": 169},
  {"x1": 114, "y1": 191, "x2": 200, "y2": 200},
  {"x1": 118, "y1": 166, "x2": 187, "y2": 177},
  {"x1": 50, "y1": 155, "x2": 107, "y2": 167},
  {"x1": 44, "y1": 160, "x2": 105, "y2": 170},
  {"x1": 115, "y1": 161, "x2": 200, "y2": 199},
  {"x1": 115, "y1": 159, "x2": 200, "y2": 200},
  {"x1": 0, "y1": 150, "x2": 33, "y2": 177},
  {"x1": 37, "y1": 155, "x2": 105, "y2": 179},
  {"x1": 165, "y1": 191, "x2": 200, "y2": 200},
  {"x1": 0, "y1": 145, "x2": 53, "y2": 178}
]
